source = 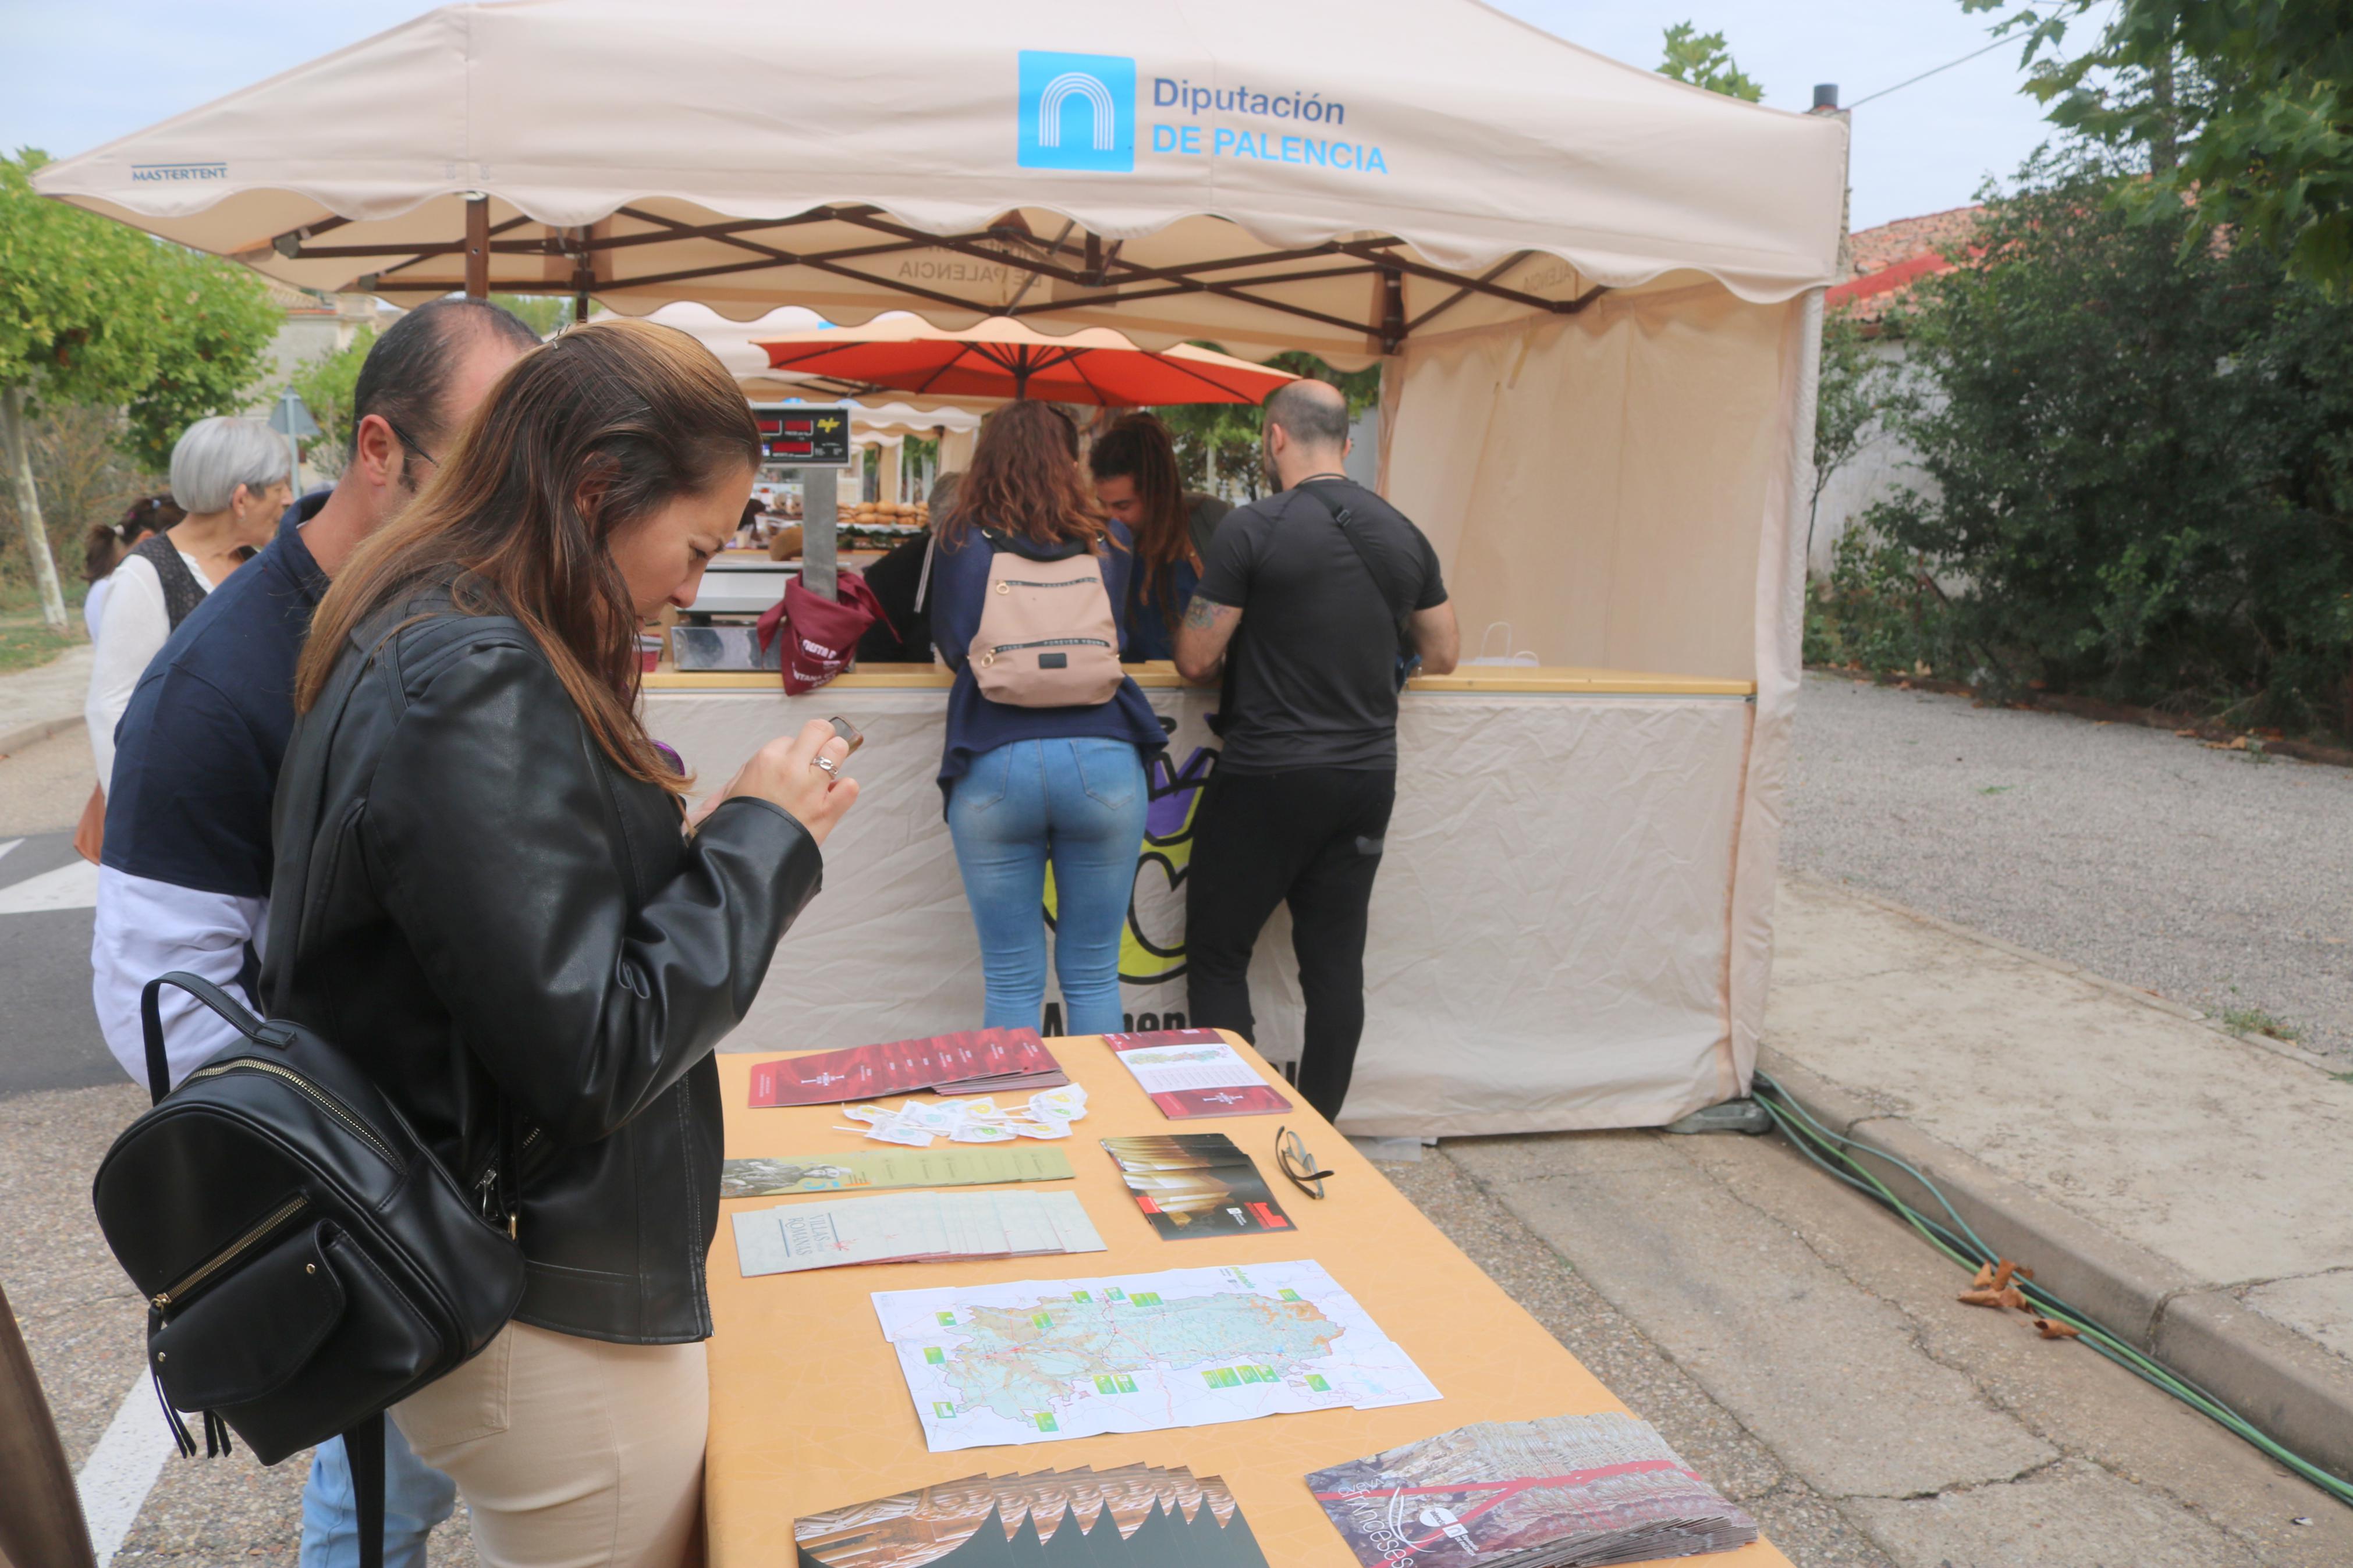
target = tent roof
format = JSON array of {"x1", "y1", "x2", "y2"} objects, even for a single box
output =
[{"x1": 31, "y1": 0, "x2": 1847, "y2": 367}]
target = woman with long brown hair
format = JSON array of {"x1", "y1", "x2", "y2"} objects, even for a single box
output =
[
  {"x1": 930, "y1": 400, "x2": 1163, "y2": 1034},
  {"x1": 272, "y1": 318, "x2": 858, "y2": 1566}
]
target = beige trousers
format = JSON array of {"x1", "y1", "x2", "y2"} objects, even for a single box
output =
[{"x1": 392, "y1": 1322, "x2": 707, "y2": 1568}]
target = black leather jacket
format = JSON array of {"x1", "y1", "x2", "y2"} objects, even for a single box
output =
[{"x1": 262, "y1": 592, "x2": 822, "y2": 1345}]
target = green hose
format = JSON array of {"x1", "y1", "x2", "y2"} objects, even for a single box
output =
[{"x1": 1749, "y1": 1071, "x2": 2353, "y2": 1508}]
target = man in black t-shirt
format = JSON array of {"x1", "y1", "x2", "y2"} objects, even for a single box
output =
[{"x1": 1174, "y1": 380, "x2": 1459, "y2": 1118}]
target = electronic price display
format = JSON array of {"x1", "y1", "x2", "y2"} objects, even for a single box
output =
[{"x1": 749, "y1": 404, "x2": 854, "y2": 468}]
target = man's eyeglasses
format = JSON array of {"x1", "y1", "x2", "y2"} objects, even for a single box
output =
[
  {"x1": 1276, "y1": 1126, "x2": 1333, "y2": 1200},
  {"x1": 382, "y1": 415, "x2": 439, "y2": 469}
]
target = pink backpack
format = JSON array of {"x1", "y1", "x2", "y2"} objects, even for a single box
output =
[{"x1": 968, "y1": 529, "x2": 1124, "y2": 707}]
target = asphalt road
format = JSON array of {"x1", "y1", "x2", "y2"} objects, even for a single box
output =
[
  {"x1": 1786, "y1": 672, "x2": 2353, "y2": 1064},
  {"x1": 1, "y1": 827, "x2": 119, "y2": 1097}
]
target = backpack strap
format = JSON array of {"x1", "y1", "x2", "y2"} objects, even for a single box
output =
[
  {"x1": 344, "y1": 1413, "x2": 386, "y2": 1568},
  {"x1": 139, "y1": 972, "x2": 290, "y2": 1106},
  {"x1": 1296, "y1": 481, "x2": 1412, "y2": 650}
]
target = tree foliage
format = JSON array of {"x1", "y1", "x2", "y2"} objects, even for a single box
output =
[
  {"x1": 122, "y1": 243, "x2": 282, "y2": 469},
  {"x1": 0, "y1": 148, "x2": 281, "y2": 621},
  {"x1": 1154, "y1": 351, "x2": 1380, "y2": 502},
  {"x1": 0, "y1": 151, "x2": 178, "y2": 410},
  {"x1": 1809, "y1": 305, "x2": 1897, "y2": 548},
  {"x1": 489, "y1": 293, "x2": 571, "y2": 338},
  {"x1": 1966, "y1": 0, "x2": 2353, "y2": 291},
  {"x1": 290, "y1": 325, "x2": 375, "y2": 464},
  {"x1": 0, "y1": 400, "x2": 157, "y2": 596},
  {"x1": 1825, "y1": 148, "x2": 2353, "y2": 734},
  {"x1": 1657, "y1": 22, "x2": 1764, "y2": 102}
]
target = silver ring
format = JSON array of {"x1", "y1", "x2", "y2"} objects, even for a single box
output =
[{"x1": 812, "y1": 755, "x2": 839, "y2": 776}]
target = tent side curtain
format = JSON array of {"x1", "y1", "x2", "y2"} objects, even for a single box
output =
[{"x1": 1382, "y1": 289, "x2": 1801, "y2": 681}]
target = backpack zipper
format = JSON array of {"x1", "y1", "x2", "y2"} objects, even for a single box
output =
[
  {"x1": 151, "y1": 1193, "x2": 310, "y2": 1314},
  {"x1": 981, "y1": 637, "x2": 1114, "y2": 666},
  {"x1": 184, "y1": 1058, "x2": 402, "y2": 1169},
  {"x1": 995, "y1": 577, "x2": 1100, "y2": 592}
]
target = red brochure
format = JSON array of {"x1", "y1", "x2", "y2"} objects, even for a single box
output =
[{"x1": 747, "y1": 1027, "x2": 1067, "y2": 1107}]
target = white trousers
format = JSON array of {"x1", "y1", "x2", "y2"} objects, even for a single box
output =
[{"x1": 392, "y1": 1322, "x2": 706, "y2": 1568}]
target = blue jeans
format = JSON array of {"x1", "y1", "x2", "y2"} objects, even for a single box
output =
[
  {"x1": 948, "y1": 738, "x2": 1148, "y2": 1034},
  {"x1": 300, "y1": 1420, "x2": 456, "y2": 1568}
]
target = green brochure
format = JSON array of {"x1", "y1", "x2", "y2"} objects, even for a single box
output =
[{"x1": 721, "y1": 1146, "x2": 1074, "y2": 1199}]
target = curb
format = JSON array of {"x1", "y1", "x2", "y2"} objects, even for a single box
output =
[
  {"x1": 0, "y1": 716, "x2": 81, "y2": 758},
  {"x1": 1756, "y1": 1047, "x2": 2353, "y2": 1485}
]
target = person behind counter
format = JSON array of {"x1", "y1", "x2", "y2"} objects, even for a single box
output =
[
  {"x1": 275, "y1": 318, "x2": 860, "y2": 1568},
  {"x1": 929, "y1": 404, "x2": 1164, "y2": 1034},
  {"x1": 1088, "y1": 413, "x2": 1229, "y2": 662},
  {"x1": 853, "y1": 471, "x2": 956, "y2": 664}
]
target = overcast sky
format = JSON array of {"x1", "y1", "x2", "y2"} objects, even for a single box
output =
[{"x1": 0, "y1": 0, "x2": 2057, "y2": 234}]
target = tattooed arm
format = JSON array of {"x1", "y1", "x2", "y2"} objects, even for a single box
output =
[{"x1": 1172, "y1": 593, "x2": 1243, "y2": 684}]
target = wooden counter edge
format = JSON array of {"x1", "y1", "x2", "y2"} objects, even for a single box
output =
[{"x1": 644, "y1": 665, "x2": 1757, "y2": 697}]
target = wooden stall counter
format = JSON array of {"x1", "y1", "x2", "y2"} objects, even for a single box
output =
[
  {"x1": 645, "y1": 662, "x2": 1759, "y2": 696},
  {"x1": 702, "y1": 1034, "x2": 1789, "y2": 1566}
]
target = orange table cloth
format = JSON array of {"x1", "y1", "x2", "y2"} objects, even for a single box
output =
[{"x1": 705, "y1": 1034, "x2": 1788, "y2": 1567}]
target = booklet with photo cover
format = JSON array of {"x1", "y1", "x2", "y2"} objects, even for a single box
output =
[
  {"x1": 793, "y1": 1463, "x2": 1270, "y2": 1566},
  {"x1": 1100, "y1": 1135, "x2": 1294, "y2": 1240}
]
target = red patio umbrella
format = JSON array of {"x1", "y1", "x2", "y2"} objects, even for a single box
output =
[{"x1": 755, "y1": 314, "x2": 1296, "y2": 405}]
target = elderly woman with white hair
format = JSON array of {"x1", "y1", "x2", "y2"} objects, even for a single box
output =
[{"x1": 84, "y1": 415, "x2": 290, "y2": 792}]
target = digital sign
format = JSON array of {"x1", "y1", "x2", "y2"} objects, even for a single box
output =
[{"x1": 750, "y1": 404, "x2": 854, "y2": 468}]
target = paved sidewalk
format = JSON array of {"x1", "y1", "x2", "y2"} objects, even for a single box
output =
[
  {"x1": 0, "y1": 642, "x2": 93, "y2": 749},
  {"x1": 1761, "y1": 872, "x2": 2353, "y2": 1484}
]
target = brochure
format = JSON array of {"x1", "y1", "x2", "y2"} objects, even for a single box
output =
[
  {"x1": 1100, "y1": 1030, "x2": 1293, "y2": 1119},
  {"x1": 1306, "y1": 1411, "x2": 1758, "y2": 1567},
  {"x1": 750, "y1": 1028, "x2": 1068, "y2": 1107},
  {"x1": 1101, "y1": 1135, "x2": 1294, "y2": 1240}
]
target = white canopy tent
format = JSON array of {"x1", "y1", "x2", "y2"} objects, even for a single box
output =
[{"x1": 36, "y1": 0, "x2": 1848, "y2": 1132}]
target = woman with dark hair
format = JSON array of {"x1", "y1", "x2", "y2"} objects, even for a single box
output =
[
  {"x1": 277, "y1": 318, "x2": 859, "y2": 1566},
  {"x1": 1087, "y1": 413, "x2": 1230, "y2": 662},
  {"x1": 931, "y1": 401, "x2": 1163, "y2": 1034},
  {"x1": 81, "y1": 493, "x2": 183, "y2": 639}
]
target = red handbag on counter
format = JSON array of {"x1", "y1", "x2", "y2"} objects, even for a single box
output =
[{"x1": 755, "y1": 568, "x2": 890, "y2": 695}]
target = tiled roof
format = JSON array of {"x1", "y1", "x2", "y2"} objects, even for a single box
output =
[{"x1": 1829, "y1": 205, "x2": 1983, "y2": 322}]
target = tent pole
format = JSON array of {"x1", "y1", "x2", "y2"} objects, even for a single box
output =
[{"x1": 464, "y1": 195, "x2": 489, "y2": 299}]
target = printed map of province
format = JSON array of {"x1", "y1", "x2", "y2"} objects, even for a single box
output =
[
  {"x1": 874, "y1": 1262, "x2": 1443, "y2": 1452},
  {"x1": 946, "y1": 1289, "x2": 1338, "y2": 1421}
]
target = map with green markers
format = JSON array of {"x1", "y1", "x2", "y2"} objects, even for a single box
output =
[{"x1": 872, "y1": 1261, "x2": 1440, "y2": 1452}]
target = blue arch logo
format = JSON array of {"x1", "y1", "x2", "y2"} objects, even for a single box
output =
[{"x1": 1018, "y1": 51, "x2": 1135, "y2": 171}]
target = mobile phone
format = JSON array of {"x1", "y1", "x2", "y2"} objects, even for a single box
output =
[{"x1": 826, "y1": 716, "x2": 865, "y2": 756}]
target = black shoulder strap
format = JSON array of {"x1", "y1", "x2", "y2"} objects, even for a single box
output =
[
  {"x1": 1297, "y1": 481, "x2": 1411, "y2": 644},
  {"x1": 344, "y1": 1414, "x2": 386, "y2": 1568}
]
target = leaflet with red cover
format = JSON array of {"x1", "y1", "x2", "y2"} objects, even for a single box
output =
[
  {"x1": 1100, "y1": 1030, "x2": 1294, "y2": 1119},
  {"x1": 747, "y1": 1027, "x2": 1066, "y2": 1107}
]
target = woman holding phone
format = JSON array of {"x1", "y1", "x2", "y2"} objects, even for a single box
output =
[{"x1": 272, "y1": 319, "x2": 858, "y2": 1567}]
